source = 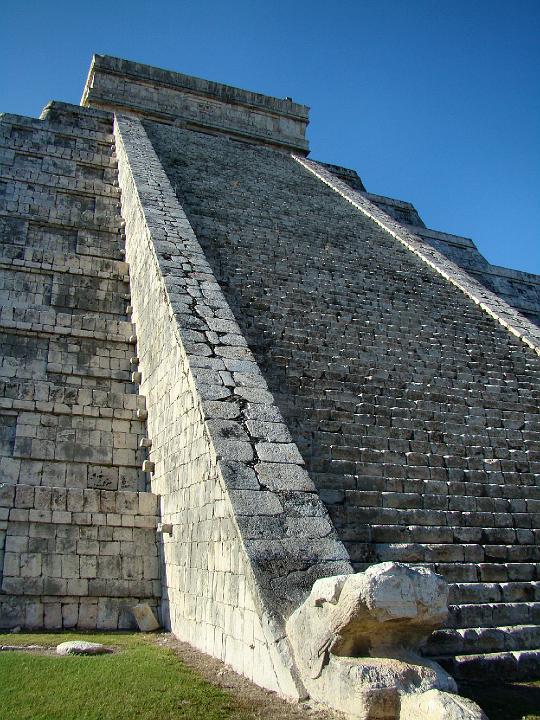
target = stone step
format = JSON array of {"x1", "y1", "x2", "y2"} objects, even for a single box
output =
[
  {"x1": 0, "y1": 136, "x2": 117, "y2": 166},
  {"x1": 0, "y1": 216, "x2": 126, "y2": 261},
  {"x1": 347, "y1": 558, "x2": 540, "y2": 585},
  {"x1": 0, "y1": 178, "x2": 120, "y2": 214},
  {"x1": 269, "y1": 342, "x2": 539, "y2": 381},
  {"x1": 11, "y1": 414, "x2": 146, "y2": 468},
  {"x1": 0, "y1": 402, "x2": 147, "y2": 481},
  {"x1": 435, "y1": 649, "x2": 540, "y2": 682},
  {"x1": 345, "y1": 487, "x2": 540, "y2": 511},
  {"x1": 12, "y1": 437, "x2": 145, "y2": 469},
  {"x1": 0, "y1": 203, "x2": 122, "y2": 234},
  {"x1": 46, "y1": 364, "x2": 133, "y2": 384},
  {"x1": 0, "y1": 130, "x2": 116, "y2": 167},
  {"x1": 312, "y1": 452, "x2": 540, "y2": 478},
  {"x1": 437, "y1": 562, "x2": 540, "y2": 584},
  {"x1": 0, "y1": 594, "x2": 158, "y2": 631},
  {"x1": 0, "y1": 337, "x2": 138, "y2": 396},
  {"x1": 446, "y1": 602, "x2": 540, "y2": 630},
  {"x1": 0, "y1": 247, "x2": 129, "y2": 281},
  {"x1": 40, "y1": 103, "x2": 114, "y2": 136},
  {"x1": 0, "y1": 121, "x2": 115, "y2": 162},
  {"x1": 1, "y1": 112, "x2": 114, "y2": 144},
  {"x1": 0, "y1": 401, "x2": 143, "y2": 424},
  {"x1": 331, "y1": 503, "x2": 540, "y2": 530},
  {"x1": 373, "y1": 542, "x2": 540, "y2": 565},
  {"x1": 0, "y1": 269, "x2": 130, "y2": 316},
  {"x1": 0, "y1": 310, "x2": 134, "y2": 342},
  {"x1": 0, "y1": 482, "x2": 158, "y2": 522},
  {"x1": 0, "y1": 144, "x2": 119, "y2": 179},
  {"x1": 11, "y1": 402, "x2": 145, "y2": 437},
  {"x1": 331, "y1": 506, "x2": 540, "y2": 544},
  {"x1": 426, "y1": 624, "x2": 540, "y2": 656},
  {"x1": 0, "y1": 189, "x2": 122, "y2": 234},
  {"x1": 346, "y1": 540, "x2": 540, "y2": 572},
  {"x1": 0, "y1": 159, "x2": 120, "y2": 198},
  {"x1": 0, "y1": 386, "x2": 145, "y2": 417},
  {"x1": 448, "y1": 581, "x2": 540, "y2": 605},
  {"x1": 322, "y1": 479, "x2": 540, "y2": 505},
  {"x1": 1, "y1": 576, "x2": 159, "y2": 601},
  {"x1": 326, "y1": 473, "x2": 539, "y2": 498},
  {"x1": 1, "y1": 456, "x2": 145, "y2": 491},
  {"x1": 312, "y1": 431, "x2": 540, "y2": 456}
]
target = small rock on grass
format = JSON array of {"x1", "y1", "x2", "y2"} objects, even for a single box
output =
[{"x1": 56, "y1": 641, "x2": 112, "y2": 656}]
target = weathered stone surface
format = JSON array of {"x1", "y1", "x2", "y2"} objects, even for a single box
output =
[
  {"x1": 132, "y1": 603, "x2": 160, "y2": 632},
  {"x1": 400, "y1": 689, "x2": 488, "y2": 720},
  {"x1": 56, "y1": 640, "x2": 111, "y2": 656},
  {"x1": 303, "y1": 656, "x2": 458, "y2": 719},
  {"x1": 82, "y1": 55, "x2": 310, "y2": 154},
  {"x1": 145, "y1": 105, "x2": 540, "y2": 681},
  {"x1": 0, "y1": 103, "x2": 161, "y2": 630},
  {"x1": 1, "y1": 55, "x2": 539, "y2": 713},
  {"x1": 287, "y1": 563, "x2": 450, "y2": 677},
  {"x1": 286, "y1": 564, "x2": 489, "y2": 719}
]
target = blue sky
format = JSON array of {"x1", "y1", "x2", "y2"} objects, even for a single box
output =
[{"x1": 1, "y1": 0, "x2": 539, "y2": 274}]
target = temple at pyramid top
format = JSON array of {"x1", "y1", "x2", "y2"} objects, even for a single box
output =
[{"x1": 81, "y1": 54, "x2": 310, "y2": 153}]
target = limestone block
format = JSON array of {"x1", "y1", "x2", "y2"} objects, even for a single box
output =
[
  {"x1": 132, "y1": 603, "x2": 160, "y2": 631},
  {"x1": 400, "y1": 690, "x2": 488, "y2": 720},
  {"x1": 56, "y1": 640, "x2": 112, "y2": 655},
  {"x1": 44, "y1": 603, "x2": 62, "y2": 630}
]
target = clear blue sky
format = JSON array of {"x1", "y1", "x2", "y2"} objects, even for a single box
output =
[{"x1": 1, "y1": 0, "x2": 539, "y2": 274}]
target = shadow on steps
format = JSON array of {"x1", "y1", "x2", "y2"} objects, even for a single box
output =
[{"x1": 458, "y1": 680, "x2": 540, "y2": 720}]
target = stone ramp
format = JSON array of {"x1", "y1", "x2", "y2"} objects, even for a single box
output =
[
  {"x1": 113, "y1": 114, "x2": 350, "y2": 697},
  {"x1": 0, "y1": 104, "x2": 161, "y2": 629},
  {"x1": 143, "y1": 119, "x2": 540, "y2": 679}
]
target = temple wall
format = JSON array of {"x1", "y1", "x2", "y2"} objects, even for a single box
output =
[{"x1": 0, "y1": 105, "x2": 161, "y2": 630}]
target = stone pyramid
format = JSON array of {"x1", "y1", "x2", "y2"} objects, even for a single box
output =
[{"x1": 1, "y1": 55, "x2": 539, "y2": 716}]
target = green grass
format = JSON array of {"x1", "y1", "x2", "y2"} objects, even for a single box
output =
[
  {"x1": 3, "y1": 633, "x2": 540, "y2": 720},
  {"x1": 0, "y1": 632, "x2": 253, "y2": 720}
]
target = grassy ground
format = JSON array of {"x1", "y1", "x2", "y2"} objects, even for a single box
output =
[
  {"x1": 0, "y1": 632, "x2": 253, "y2": 720},
  {"x1": 1, "y1": 632, "x2": 540, "y2": 720}
]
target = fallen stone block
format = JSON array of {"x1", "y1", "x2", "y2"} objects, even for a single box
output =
[
  {"x1": 56, "y1": 640, "x2": 112, "y2": 656},
  {"x1": 132, "y1": 603, "x2": 160, "y2": 632}
]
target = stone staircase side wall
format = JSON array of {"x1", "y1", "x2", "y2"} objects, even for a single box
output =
[
  {"x1": 114, "y1": 114, "x2": 351, "y2": 697},
  {"x1": 295, "y1": 156, "x2": 540, "y2": 357},
  {"x1": 396, "y1": 225, "x2": 540, "y2": 327}
]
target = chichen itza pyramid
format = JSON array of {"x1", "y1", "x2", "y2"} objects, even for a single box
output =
[{"x1": 1, "y1": 55, "x2": 539, "y2": 718}]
